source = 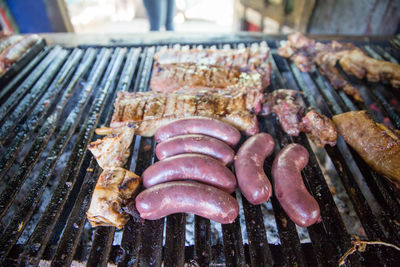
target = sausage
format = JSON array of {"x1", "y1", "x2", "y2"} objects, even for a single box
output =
[
  {"x1": 142, "y1": 153, "x2": 237, "y2": 193},
  {"x1": 271, "y1": 143, "x2": 321, "y2": 227},
  {"x1": 135, "y1": 181, "x2": 239, "y2": 224},
  {"x1": 234, "y1": 133, "x2": 274, "y2": 205},
  {"x1": 154, "y1": 117, "x2": 241, "y2": 147},
  {"x1": 155, "y1": 134, "x2": 235, "y2": 165}
]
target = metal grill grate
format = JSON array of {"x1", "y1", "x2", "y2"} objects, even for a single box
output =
[{"x1": 0, "y1": 36, "x2": 399, "y2": 266}]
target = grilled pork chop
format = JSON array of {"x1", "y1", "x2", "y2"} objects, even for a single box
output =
[
  {"x1": 152, "y1": 42, "x2": 272, "y2": 92},
  {"x1": 88, "y1": 126, "x2": 136, "y2": 169},
  {"x1": 154, "y1": 42, "x2": 270, "y2": 71},
  {"x1": 110, "y1": 90, "x2": 262, "y2": 136},
  {"x1": 262, "y1": 89, "x2": 337, "y2": 147},
  {"x1": 151, "y1": 63, "x2": 263, "y2": 92}
]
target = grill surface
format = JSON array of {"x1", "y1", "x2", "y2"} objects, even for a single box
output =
[{"x1": 0, "y1": 35, "x2": 400, "y2": 266}]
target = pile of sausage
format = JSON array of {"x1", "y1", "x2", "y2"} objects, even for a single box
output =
[{"x1": 135, "y1": 117, "x2": 321, "y2": 227}]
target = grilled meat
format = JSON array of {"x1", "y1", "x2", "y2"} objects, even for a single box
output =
[
  {"x1": 152, "y1": 42, "x2": 272, "y2": 91},
  {"x1": 0, "y1": 35, "x2": 24, "y2": 54},
  {"x1": 154, "y1": 42, "x2": 270, "y2": 72},
  {"x1": 0, "y1": 34, "x2": 41, "y2": 74},
  {"x1": 110, "y1": 90, "x2": 262, "y2": 136},
  {"x1": 150, "y1": 63, "x2": 263, "y2": 92},
  {"x1": 87, "y1": 167, "x2": 141, "y2": 229},
  {"x1": 88, "y1": 126, "x2": 136, "y2": 169},
  {"x1": 278, "y1": 33, "x2": 400, "y2": 101},
  {"x1": 262, "y1": 89, "x2": 306, "y2": 136},
  {"x1": 339, "y1": 49, "x2": 400, "y2": 88},
  {"x1": 262, "y1": 89, "x2": 337, "y2": 147},
  {"x1": 300, "y1": 109, "x2": 337, "y2": 147},
  {"x1": 333, "y1": 111, "x2": 400, "y2": 190}
]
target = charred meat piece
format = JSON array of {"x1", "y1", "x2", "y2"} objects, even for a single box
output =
[
  {"x1": 0, "y1": 35, "x2": 24, "y2": 54},
  {"x1": 153, "y1": 42, "x2": 272, "y2": 89},
  {"x1": 0, "y1": 34, "x2": 41, "y2": 74},
  {"x1": 110, "y1": 90, "x2": 262, "y2": 136},
  {"x1": 150, "y1": 63, "x2": 263, "y2": 93},
  {"x1": 87, "y1": 167, "x2": 141, "y2": 229},
  {"x1": 278, "y1": 33, "x2": 361, "y2": 101},
  {"x1": 262, "y1": 89, "x2": 305, "y2": 135},
  {"x1": 333, "y1": 111, "x2": 400, "y2": 190},
  {"x1": 154, "y1": 42, "x2": 270, "y2": 72},
  {"x1": 278, "y1": 33, "x2": 400, "y2": 101},
  {"x1": 300, "y1": 109, "x2": 337, "y2": 147},
  {"x1": 88, "y1": 126, "x2": 136, "y2": 169},
  {"x1": 262, "y1": 89, "x2": 337, "y2": 147},
  {"x1": 339, "y1": 49, "x2": 400, "y2": 88}
]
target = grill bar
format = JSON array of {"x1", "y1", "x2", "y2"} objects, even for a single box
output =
[
  {"x1": 0, "y1": 48, "x2": 78, "y2": 143},
  {"x1": 50, "y1": 48, "x2": 126, "y2": 266},
  {"x1": 0, "y1": 50, "x2": 71, "y2": 219},
  {"x1": 12, "y1": 48, "x2": 112, "y2": 266},
  {"x1": 194, "y1": 216, "x2": 212, "y2": 266},
  {"x1": 0, "y1": 49, "x2": 82, "y2": 142},
  {"x1": 0, "y1": 48, "x2": 49, "y2": 101},
  {"x1": 221, "y1": 207, "x2": 246, "y2": 266},
  {"x1": 241, "y1": 195, "x2": 273, "y2": 267},
  {"x1": 0, "y1": 48, "x2": 95, "y2": 258},
  {"x1": 164, "y1": 213, "x2": 186, "y2": 267},
  {"x1": 0, "y1": 47, "x2": 63, "y2": 121},
  {"x1": 0, "y1": 49, "x2": 96, "y2": 179}
]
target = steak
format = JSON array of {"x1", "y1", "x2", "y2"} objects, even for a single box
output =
[
  {"x1": 150, "y1": 63, "x2": 263, "y2": 92},
  {"x1": 154, "y1": 42, "x2": 270, "y2": 71},
  {"x1": 151, "y1": 42, "x2": 272, "y2": 92},
  {"x1": 110, "y1": 89, "x2": 262, "y2": 136}
]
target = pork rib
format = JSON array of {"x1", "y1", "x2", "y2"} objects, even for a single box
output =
[
  {"x1": 150, "y1": 63, "x2": 263, "y2": 92},
  {"x1": 111, "y1": 90, "x2": 262, "y2": 136},
  {"x1": 152, "y1": 42, "x2": 272, "y2": 92}
]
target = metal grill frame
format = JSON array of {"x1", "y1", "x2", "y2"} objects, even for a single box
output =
[{"x1": 0, "y1": 35, "x2": 400, "y2": 266}]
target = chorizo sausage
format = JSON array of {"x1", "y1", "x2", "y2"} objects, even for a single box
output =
[
  {"x1": 234, "y1": 133, "x2": 274, "y2": 204},
  {"x1": 143, "y1": 153, "x2": 237, "y2": 193},
  {"x1": 271, "y1": 143, "x2": 321, "y2": 227},
  {"x1": 155, "y1": 134, "x2": 235, "y2": 165},
  {"x1": 154, "y1": 117, "x2": 241, "y2": 147},
  {"x1": 135, "y1": 181, "x2": 239, "y2": 224}
]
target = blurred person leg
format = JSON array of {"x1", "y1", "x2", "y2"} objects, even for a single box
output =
[
  {"x1": 143, "y1": 0, "x2": 162, "y2": 31},
  {"x1": 165, "y1": 0, "x2": 175, "y2": 31}
]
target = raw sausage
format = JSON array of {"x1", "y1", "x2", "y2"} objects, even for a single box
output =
[
  {"x1": 135, "y1": 181, "x2": 239, "y2": 224},
  {"x1": 143, "y1": 153, "x2": 237, "y2": 193},
  {"x1": 154, "y1": 117, "x2": 241, "y2": 147},
  {"x1": 155, "y1": 134, "x2": 235, "y2": 165},
  {"x1": 272, "y1": 143, "x2": 321, "y2": 227},
  {"x1": 234, "y1": 133, "x2": 274, "y2": 204}
]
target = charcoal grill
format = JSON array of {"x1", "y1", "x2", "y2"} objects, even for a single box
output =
[{"x1": 0, "y1": 34, "x2": 400, "y2": 266}]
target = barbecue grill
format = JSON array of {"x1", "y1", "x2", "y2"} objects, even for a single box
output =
[{"x1": 1, "y1": 34, "x2": 400, "y2": 266}]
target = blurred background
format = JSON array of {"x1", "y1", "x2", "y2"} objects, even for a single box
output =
[{"x1": 0, "y1": 0, "x2": 399, "y2": 35}]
